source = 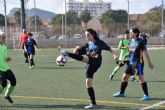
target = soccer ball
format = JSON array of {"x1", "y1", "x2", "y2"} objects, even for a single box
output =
[{"x1": 56, "y1": 55, "x2": 67, "y2": 66}]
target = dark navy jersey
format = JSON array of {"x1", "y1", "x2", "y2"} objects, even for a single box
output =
[
  {"x1": 25, "y1": 38, "x2": 37, "y2": 54},
  {"x1": 129, "y1": 36, "x2": 146, "y2": 64},
  {"x1": 139, "y1": 35, "x2": 148, "y2": 48},
  {"x1": 77, "y1": 39, "x2": 111, "y2": 61}
]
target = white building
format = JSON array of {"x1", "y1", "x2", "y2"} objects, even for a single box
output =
[{"x1": 68, "y1": 0, "x2": 111, "y2": 17}]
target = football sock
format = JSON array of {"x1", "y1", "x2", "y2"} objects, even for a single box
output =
[
  {"x1": 87, "y1": 87, "x2": 96, "y2": 105},
  {"x1": 0, "y1": 85, "x2": 4, "y2": 93},
  {"x1": 67, "y1": 53, "x2": 83, "y2": 61},
  {"x1": 5, "y1": 84, "x2": 14, "y2": 97},
  {"x1": 111, "y1": 66, "x2": 120, "y2": 76},
  {"x1": 141, "y1": 82, "x2": 149, "y2": 96},
  {"x1": 30, "y1": 59, "x2": 34, "y2": 66},
  {"x1": 120, "y1": 82, "x2": 128, "y2": 94},
  {"x1": 24, "y1": 52, "x2": 28, "y2": 59}
]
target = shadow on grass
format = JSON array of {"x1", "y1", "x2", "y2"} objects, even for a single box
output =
[
  {"x1": 35, "y1": 66, "x2": 84, "y2": 70},
  {"x1": 109, "y1": 79, "x2": 165, "y2": 83},
  {"x1": 0, "y1": 104, "x2": 123, "y2": 110},
  {"x1": 147, "y1": 80, "x2": 165, "y2": 83}
]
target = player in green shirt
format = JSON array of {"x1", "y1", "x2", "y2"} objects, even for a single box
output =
[
  {"x1": 0, "y1": 31, "x2": 16, "y2": 103},
  {"x1": 109, "y1": 30, "x2": 136, "y2": 81}
]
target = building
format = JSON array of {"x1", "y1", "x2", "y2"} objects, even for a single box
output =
[
  {"x1": 129, "y1": 14, "x2": 144, "y2": 27},
  {"x1": 68, "y1": 0, "x2": 111, "y2": 17}
]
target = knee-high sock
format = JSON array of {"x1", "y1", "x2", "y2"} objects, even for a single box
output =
[
  {"x1": 24, "y1": 52, "x2": 28, "y2": 59},
  {"x1": 0, "y1": 85, "x2": 4, "y2": 93},
  {"x1": 87, "y1": 87, "x2": 96, "y2": 105},
  {"x1": 141, "y1": 82, "x2": 149, "y2": 96},
  {"x1": 67, "y1": 52, "x2": 83, "y2": 61},
  {"x1": 5, "y1": 84, "x2": 15, "y2": 97},
  {"x1": 120, "y1": 82, "x2": 128, "y2": 94},
  {"x1": 30, "y1": 59, "x2": 34, "y2": 66}
]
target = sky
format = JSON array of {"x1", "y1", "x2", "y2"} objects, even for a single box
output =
[{"x1": 0, "y1": 0, "x2": 163, "y2": 15}]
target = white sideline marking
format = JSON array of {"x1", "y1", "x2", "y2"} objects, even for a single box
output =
[{"x1": 140, "y1": 100, "x2": 165, "y2": 110}]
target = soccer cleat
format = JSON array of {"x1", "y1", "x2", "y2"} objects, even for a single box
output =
[
  {"x1": 25, "y1": 59, "x2": 29, "y2": 63},
  {"x1": 4, "y1": 96, "x2": 13, "y2": 103},
  {"x1": 140, "y1": 95, "x2": 151, "y2": 101},
  {"x1": 109, "y1": 74, "x2": 114, "y2": 80},
  {"x1": 29, "y1": 65, "x2": 35, "y2": 69},
  {"x1": 58, "y1": 46, "x2": 68, "y2": 56},
  {"x1": 113, "y1": 92, "x2": 125, "y2": 97},
  {"x1": 84, "y1": 104, "x2": 96, "y2": 109}
]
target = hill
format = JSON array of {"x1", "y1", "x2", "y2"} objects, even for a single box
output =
[{"x1": 8, "y1": 7, "x2": 56, "y2": 20}]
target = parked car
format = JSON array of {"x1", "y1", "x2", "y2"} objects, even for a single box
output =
[
  {"x1": 49, "y1": 36, "x2": 57, "y2": 39},
  {"x1": 58, "y1": 35, "x2": 67, "y2": 40},
  {"x1": 116, "y1": 34, "x2": 124, "y2": 39},
  {"x1": 73, "y1": 34, "x2": 83, "y2": 39}
]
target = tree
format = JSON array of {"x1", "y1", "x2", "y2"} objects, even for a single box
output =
[
  {"x1": 27, "y1": 16, "x2": 42, "y2": 31},
  {"x1": 80, "y1": 9, "x2": 91, "y2": 30},
  {"x1": 51, "y1": 14, "x2": 63, "y2": 25},
  {"x1": 0, "y1": 14, "x2": 5, "y2": 26},
  {"x1": 51, "y1": 14, "x2": 63, "y2": 34},
  {"x1": 100, "y1": 9, "x2": 127, "y2": 37},
  {"x1": 66, "y1": 11, "x2": 81, "y2": 33},
  {"x1": 14, "y1": 9, "x2": 21, "y2": 26},
  {"x1": 143, "y1": 6, "x2": 162, "y2": 34}
]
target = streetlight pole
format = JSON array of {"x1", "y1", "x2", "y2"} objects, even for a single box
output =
[
  {"x1": 62, "y1": 3, "x2": 64, "y2": 36},
  {"x1": 127, "y1": 0, "x2": 130, "y2": 30},
  {"x1": 95, "y1": 0, "x2": 98, "y2": 31},
  {"x1": 64, "y1": 0, "x2": 67, "y2": 47},
  {"x1": 20, "y1": 0, "x2": 26, "y2": 31},
  {"x1": 33, "y1": 0, "x2": 37, "y2": 32},
  {"x1": 3, "y1": 0, "x2": 7, "y2": 43},
  {"x1": 161, "y1": 0, "x2": 164, "y2": 33}
]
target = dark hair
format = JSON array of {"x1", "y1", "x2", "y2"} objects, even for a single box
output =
[
  {"x1": 28, "y1": 33, "x2": 33, "y2": 36},
  {"x1": 132, "y1": 27, "x2": 140, "y2": 36},
  {"x1": 125, "y1": 30, "x2": 129, "y2": 34},
  {"x1": 86, "y1": 28, "x2": 100, "y2": 40}
]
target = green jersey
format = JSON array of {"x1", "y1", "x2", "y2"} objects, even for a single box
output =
[
  {"x1": 0, "y1": 44, "x2": 10, "y2": 72},
  {"x1": 118, "y1": 39, "x2": 129, "y2": 61}
]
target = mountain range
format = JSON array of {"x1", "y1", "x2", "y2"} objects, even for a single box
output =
[{"x1": 8, "y1": 8, "x2": 56, "y2": 20}]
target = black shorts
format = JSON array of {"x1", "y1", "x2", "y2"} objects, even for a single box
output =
[
  {"x1": 125, "y1": 63, "x2": 144, "y2": 76},
  {"x1": 27, "y1": 51, "x2": 35, "y2": 55},
  {"x1": 0, "y1": 70, "x2": 17, "y2": 87},
  {"x1": 116, "y1": 60, "x2": 129, "y2": 67},
  {"x1": 85, "y1": 57, "x2": 101, "y2": 78}
]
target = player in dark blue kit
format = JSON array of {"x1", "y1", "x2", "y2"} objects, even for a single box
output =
[
  {"x1": 113, "y1": 28, "x2": 154, "y2": 100},
  {"x1": 59, "y1": 28, "x2": 118, "y2": 109},
  {"x1": 24, "y1": 33, "x2": 39, "y2": 69}
]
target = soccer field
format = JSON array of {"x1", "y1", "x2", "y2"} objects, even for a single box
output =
[{"x1": 0, "y1": 48, "x2": 165, "y2": 110}]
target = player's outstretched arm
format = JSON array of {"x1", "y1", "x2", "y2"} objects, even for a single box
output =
[
  {"x1": 143, "y1": 49, "x2": 154, "y2": 70},
  {"x1": 109, "y1": 48, "x2": 118, "y2": 62}
]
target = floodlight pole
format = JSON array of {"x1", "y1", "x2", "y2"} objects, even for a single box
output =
[
  {"x1": 20, "y1": 0, "x2": 26, "y2": 31},
  {"x1": 64, "y1": 0, "x2": 67, "y2": 48},
  {"x1": 3, "y1": 0, "x2": 7, "y2": 43},
  {"x1": 161, "y1": 0, "x2": 164, "y2": 33},
  {"x1": 127, "y1": 0, "x2": 130, "y2": 30},
  {"x1": 33, "y1": 0, "x2": 37, "y2": 32},
  {"x1": 95, "y1": 0, "x2": 98, "y2": 31},
  {"x1": 62, "y1": 2, "x2": 64, "y2": 36}
]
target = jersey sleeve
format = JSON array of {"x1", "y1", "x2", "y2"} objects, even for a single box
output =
[
  {"x1": 99, "y1": 40, "x2": 111, "y2": 51},
  {"x1": 33, "y1": 39, "x2": 37, "y2": 46},
  {"x1": 140, "y1": 39, "x2": 147, "y2": 51}
]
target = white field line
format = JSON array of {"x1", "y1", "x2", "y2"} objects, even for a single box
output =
[{"x1": 140, "y1": 100, "x2": 165, "y2": 110}]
